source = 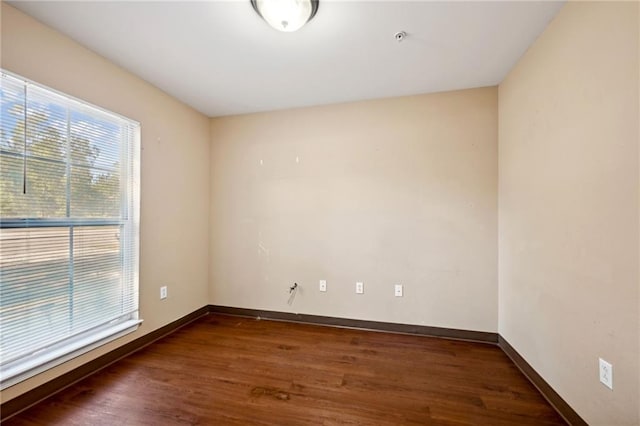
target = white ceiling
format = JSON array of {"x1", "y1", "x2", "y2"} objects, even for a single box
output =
[{"x1": 10, "y1": 1, "x2": 565, "y2": 117}]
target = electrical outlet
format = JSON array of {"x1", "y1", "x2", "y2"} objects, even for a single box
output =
[
  {"x1": 160, "y1": 286, "x2": 168, "y2": 300},
  {"x1": 319, "y1": 280, "x2": 327, "y2": 292},
  {"x1": 599, "y1": 358, "x2": 613, "y2": 389},
  {"x1": 356, "y1": 282, "x2": 364, "y2": 294},
  {"x1": 394, "y1": 284, "x2": 403, "y2": 297}
]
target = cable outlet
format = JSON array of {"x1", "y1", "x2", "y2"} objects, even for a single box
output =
[
  {"x1": 319, "y1": 280, "x2": 327, "y2": 292},
  {"x1": 394, "y1": 284, "x2": 403, "y2": 297},
  {"x1": 160, "y1": 286, "x2": 168, "y2": 300},
  {"x1": 356, "y1": 282, "x2": 364, "y2": 294},
  {"x1": 599, "y1": 358, "x2": 613, "y2": 389}
]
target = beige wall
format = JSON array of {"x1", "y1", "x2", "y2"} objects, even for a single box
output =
[
  {"x1": 0, "y1": 4, "x2": 210, "y2": 402},
  {"x1": 210, "y1": 88, "x2": 498, "y2": 332},
  {"x1": 498, "y1": 2, "x2": 639, "y2": 425}
]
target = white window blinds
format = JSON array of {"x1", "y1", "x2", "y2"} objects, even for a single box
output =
[{"x1": 0, "y1": 71, "x2": 141, "y2": 388}]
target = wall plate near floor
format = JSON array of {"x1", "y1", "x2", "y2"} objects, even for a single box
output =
[
  {"x1": 319, "y1": 280, "x2": 327, "y2": 292},
  {"x1": 160, "y1": 286, "x2": 168, "y2": 300},
  {"x1": 356, "y1": 282, "x2": 364, "y2": 294},
  {"x1": 599, "y1": 358, "x2": 613, "y2": 390},
  {"x1": 394, "y1": 284, "x2": 403, "y2": 297}
]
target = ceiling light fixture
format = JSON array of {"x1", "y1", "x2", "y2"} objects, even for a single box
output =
[{"x1": 251, "y1": 0, "x2": 319, "y2": 32}]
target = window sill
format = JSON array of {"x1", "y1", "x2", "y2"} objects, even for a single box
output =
[{"x1": 1, "y1": 319, "x2": 142, "y2": 390}]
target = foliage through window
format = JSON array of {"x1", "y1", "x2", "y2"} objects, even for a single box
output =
[{"x1": 0, "y1": 71, "x2": 141, "y2": 388}]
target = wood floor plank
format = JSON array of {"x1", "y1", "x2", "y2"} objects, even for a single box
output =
[{"x1": 4, "y1": 314, "x2": 566, "y2": 425}]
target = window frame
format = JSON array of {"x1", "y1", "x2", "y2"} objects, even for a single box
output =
[{"x1": 0, "y1": 70, "x2": 142, "y2": 389}]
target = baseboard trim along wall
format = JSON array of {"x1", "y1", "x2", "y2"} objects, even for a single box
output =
[
  {"x1": 209, "y1": 305, "x2": 499, "y2": 343},
  {"x1": 0, "y1": 305, "x2": 210, "y2": 421},
  {"x1": 2, "y1": 305, "x2": 586, "y2": 426},
  {"x1": 498, "y1": 336, "x2": 588, "y2": 426}
]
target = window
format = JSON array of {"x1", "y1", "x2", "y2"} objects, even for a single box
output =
[{"x1": 0, "y1": 71, "x2": 141, "y2": 388}]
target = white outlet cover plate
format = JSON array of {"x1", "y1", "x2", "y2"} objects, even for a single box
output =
[
  {"x1": 319, "y1": 280, "x2": 327, "y2": 292},
  {"x1": 395, "y1": 284, "x2": 403, "y2": 297},
  {"x1": 160, "y1": 286, "x2": 168, "y2": 300},
  {"x1": 599, "y1": 358, "x2": 613, "y2": 389},
  {"x1": 356, "y1": 282, "x2": 364, "y2": 294}
]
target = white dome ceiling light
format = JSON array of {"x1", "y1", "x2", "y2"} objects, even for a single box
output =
[{"x1": 251, "y1": 0, "x2": 319, "y2": 32}]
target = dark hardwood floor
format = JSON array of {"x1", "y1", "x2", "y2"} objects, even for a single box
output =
[{"x1": 4, "y1": 314, "x2": 566, "y2": 425}]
